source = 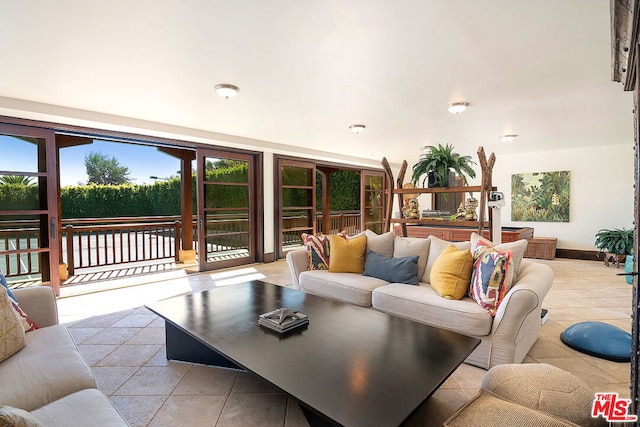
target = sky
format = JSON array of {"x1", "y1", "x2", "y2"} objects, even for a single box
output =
[{"x1": 1, "y1": 136, "x2": 185, "y2": 187}]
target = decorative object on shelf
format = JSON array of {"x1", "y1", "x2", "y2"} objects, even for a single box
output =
[
  {"x1": 259, "y1": 308, "x2": 309, "y2": 334},
  {"x1": 594, "y1": 228, "x2": 634, "y2": 268},
  {"x1": 511, "y1": 171, "x2": 570, "y2": 222},
  {"x1": 454, "y1": 203, "x2": 466, "y2": 221},
  {"x1": 411, "y1": 143, "x2": 476, "y2": 188},
  {"x1": 402, "y1": 197, "x2": 420, "y2": 219},
  {"x1": 464, "y1": 194, "x2": 478, "y2": 221}
]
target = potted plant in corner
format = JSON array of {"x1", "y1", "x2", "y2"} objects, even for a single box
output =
[
  {"x1": 410, "y1": 143, "x2": 476, "y2": 188},
  {"x1": 594, "y1": 228, "x2": 634, "y2": 268}
]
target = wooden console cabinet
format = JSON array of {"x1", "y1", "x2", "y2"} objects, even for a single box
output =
[{"x1": 395, "y1": 223, "x2": 534, "y2": 243}]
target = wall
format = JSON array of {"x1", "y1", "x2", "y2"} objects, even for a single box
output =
[
  {"x1": 1, "y1": 98, "x2": 634, "y2": 252},
  {"x1": 491, "y1": 144, "x2": 634, "y2": 250}
]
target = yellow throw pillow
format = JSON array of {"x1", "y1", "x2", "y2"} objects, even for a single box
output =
[
  {"x1": 430, "y1": 245, "x2": 473, "y2": 300},
  {"x1": 329, "y1": 234, "x2": 367, "y2": 273}
]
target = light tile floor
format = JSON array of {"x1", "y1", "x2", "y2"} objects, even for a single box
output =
[{"x1": 56, "y1": 258, "x2": 632, "y2": 426}]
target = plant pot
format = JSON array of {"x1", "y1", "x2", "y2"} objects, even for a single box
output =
[
  {"x1": 625, "y1": 255, "x2": 635, "y2": 284},
  {"x1": 427, "y1": 171, "x2": 440, "y2": 188}
]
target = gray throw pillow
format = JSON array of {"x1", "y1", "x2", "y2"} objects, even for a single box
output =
[{"x1": 363, "y1": 249, "x2": 419, "y2": 285}]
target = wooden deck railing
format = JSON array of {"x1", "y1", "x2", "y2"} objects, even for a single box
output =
[
  {"x1": 64, "y1": 221, "x2": 182, "y2": 276},
  {"x1": 1, "y1": 210, "x2": 361, "y2": 279},
  {"x1": 0, "y1": 227, "x2": 41, "y2": 277}
]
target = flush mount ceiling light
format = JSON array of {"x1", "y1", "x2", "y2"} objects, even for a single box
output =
[
  {"x1": 446, "y1": 102, "x2": 469, "y2": 114},
  {"x1": 214, "y1": 84, "x2": 239, "y2": 99},
  {"x1": 349, "y1": 124, "x2": 366, "y2": 134},
  {"x1": 500, "y1": 134, "x2": 518, "y2": 143}
]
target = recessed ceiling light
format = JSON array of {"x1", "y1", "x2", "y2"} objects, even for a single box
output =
[
  {"x1": 349, "y1": 124, "x2": 366, "y2": 134},
  {"x1": 446, "y1": 102, "x2": 469, "y2": 114},
  {"x1": 500, "y1": 134, "x2": 518, "y2": 143},
  {"x1": 214, "y1": 84, "x2": 239, "y2": 99}
]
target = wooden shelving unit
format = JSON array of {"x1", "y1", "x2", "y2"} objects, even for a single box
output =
[{"x1": 382, "y1": 147, "x2": 497, "y2": 240}]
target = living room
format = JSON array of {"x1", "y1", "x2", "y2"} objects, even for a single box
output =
[{"x1": 0, "y1": 1, "x2": 637, "y2": 426}]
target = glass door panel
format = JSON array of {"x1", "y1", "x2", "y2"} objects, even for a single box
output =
[
  {"x1": 197, "y1": 150, "x2": 255, "y2": 270},
  {"x1": 0, "y1": 125, "x2": 59, "y2": 293},
  {"x1": 362, "y1": 172, "x2": 385, "y2": 234},
  {"x1": 279, "y1": 161, "x2": 316, "y2": 255}
]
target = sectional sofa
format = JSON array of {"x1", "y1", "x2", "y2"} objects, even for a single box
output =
[
  {"x1": 0, "y1": 285, "x2": 129, "y2": 426},
  {"x1": 286, "y1": 230, "x2": 554, "y2": 369}
]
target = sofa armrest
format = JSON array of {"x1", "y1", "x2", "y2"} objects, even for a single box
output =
[
  {"x1": 286, "y1": 248, "x2": 308, "y2": 290},
  {"x1": 490, "y1": 260, "x2": 553, "y2": 343},
  {"x1": 12, "y1": 286, "x2": 59, "y2": 328}
]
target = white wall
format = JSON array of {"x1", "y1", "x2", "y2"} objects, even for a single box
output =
[
  {"x1": 0, "y1": 98, "x2": 634, "y2": 252},
  {"x1": 492, "y1": 144, "x2": 634, "y2": 250}
]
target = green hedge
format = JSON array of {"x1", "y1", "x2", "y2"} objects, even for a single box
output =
[{"x1": 1, "y1": 164, "x2": 362, "y2": 218}]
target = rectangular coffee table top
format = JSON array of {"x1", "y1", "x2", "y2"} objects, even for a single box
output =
[{"x1": 146, "y1": 280, "x2": 479, "y2": 427}]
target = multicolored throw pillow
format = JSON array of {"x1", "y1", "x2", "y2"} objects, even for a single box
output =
[
  {"x1": 468, "y1": 241, "x2": 512, "y2": 316},
  {"x1": 301, "y1": 231, "x2": 347, "y2": 270}
]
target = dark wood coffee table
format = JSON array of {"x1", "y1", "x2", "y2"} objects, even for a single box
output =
[{"x1": 145, "y1": 281, "x2": 479, "y2": 427}]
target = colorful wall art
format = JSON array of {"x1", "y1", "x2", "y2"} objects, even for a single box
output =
[{"x1": 511, "y1": 171, "x2": 570, "y2": 222}]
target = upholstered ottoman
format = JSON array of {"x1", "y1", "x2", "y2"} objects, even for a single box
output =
[{"x1": 445, "y1": 364, "x2": 607, "y2": 427}]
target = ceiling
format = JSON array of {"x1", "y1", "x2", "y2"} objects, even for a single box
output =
[{"x1": 0, "y1": 1, "x2": 634, "y2": 166}]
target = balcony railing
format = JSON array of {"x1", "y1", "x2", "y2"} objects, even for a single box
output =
[
  {"x1": 64, "y1": 221, "x2": 181, "y2": 276},
  {"x1": 0, "y1": 210, "x2": 361, "y2": 280}
]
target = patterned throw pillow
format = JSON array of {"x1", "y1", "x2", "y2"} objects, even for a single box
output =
[
  {"x1": 0, "y1": 286, "x2": 26, "y2": 363},
  {"x1": 0, "y1": 405, "x2": 42, "y2": 427},
  {"x1": 468, "y1": 242, "x2": 512, "y2": 316},
  {"x1": 301, "y1": 231, "x2": 347, "y2": 270},
  {"x1": 0, "y1": 272, "x2": 38, "y2": 332}
]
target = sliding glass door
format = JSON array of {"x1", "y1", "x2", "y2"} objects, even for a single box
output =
[
  {"x1": 196, "y1": 149, "x2": 256, "y2": 270},
  {"x1": 0, "y1": 124, "x2": 60, "y2": 293}
]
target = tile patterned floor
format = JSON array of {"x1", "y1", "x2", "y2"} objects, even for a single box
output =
[{"x1": 57, "y1": 258, "x2": 632, "y2": 426}]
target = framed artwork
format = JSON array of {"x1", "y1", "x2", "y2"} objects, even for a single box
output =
[{"x1": 511, "y1": 171, "x2": 570, "y2": 222}]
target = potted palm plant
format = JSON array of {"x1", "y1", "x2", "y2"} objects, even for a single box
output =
[
  {"x1": 594, "y1": 228, "x2": 634, "y2": 267},
  {"x1": 411, "y1": 143, "x2": 476, "y2": 188}
]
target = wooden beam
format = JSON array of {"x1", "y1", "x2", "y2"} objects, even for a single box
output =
[
  {"x1": 381, "y1": 157, "x2": 394, "y2": 233},
  {"x1": 476, "y1": 146, "x2": 495, "y2": 239},
  {"x1": 395, "y1": 160, "x2": 408, "y2": 237}
]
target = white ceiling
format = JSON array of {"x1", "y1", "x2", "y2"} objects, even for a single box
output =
[{"x1": 0, "y1": 0, "x2": 634, "y2": 166}]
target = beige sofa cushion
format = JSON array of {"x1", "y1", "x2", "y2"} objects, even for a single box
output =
[
  {"x1": 371, "y1": 283, "x2": 493, "y2": 336},
  {"x1": 0, "y1": 324, "x2": 96, "y2": 411},
  {"x1": 32, "y1": 389, "x2": 129, "y2": 426},
  {"x1": 299, "y1": 270, "x2": 388, "y2": 307},
  {"x1": 393, "y1": 237, "x2": 430, "y2": 280},
  {"x1": 444, "y1": 389, "x2": 581, "y2": 427},
  {"x1": 365, "y1": 230, "x2": 395, "y2": 257}
]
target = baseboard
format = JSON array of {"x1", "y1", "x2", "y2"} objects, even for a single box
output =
[
  {"x1": 555, "y1": 249, "x2": 600, "y2": 261},
  {"x1": 263, "y1": 252, "x2": 276, "y2": 263}
]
